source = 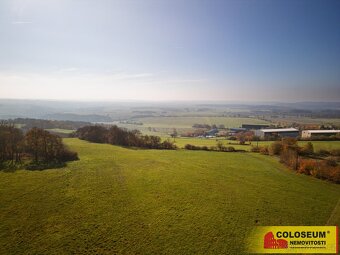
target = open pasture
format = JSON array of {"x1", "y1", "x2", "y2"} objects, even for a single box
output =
[
  {"x1": 0, "y1": 138, "x2": 339, "y2": 254},
  {"x1": 172, "y1": 137, "x2": 340, "y2": 151}
]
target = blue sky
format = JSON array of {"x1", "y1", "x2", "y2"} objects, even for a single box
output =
[{"x1": 0, "y1": 0, "x2": 339, "y2": 101}]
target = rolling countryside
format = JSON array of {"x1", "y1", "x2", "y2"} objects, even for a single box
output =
[{"x1": 0, "y1": 138, "x2": 339, "y2": 254}]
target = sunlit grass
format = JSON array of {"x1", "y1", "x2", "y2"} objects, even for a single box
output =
[{"x1": 0, "y1": 138, "x2": 339, "y2": 254}]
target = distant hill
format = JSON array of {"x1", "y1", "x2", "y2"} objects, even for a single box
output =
[
  {"x1": 4, "y1": 118, "x2": 91, "y2": 130},
  {"x1": 43, "y1": 113, "x2": 113, "y2": 122},
  {"x1": 1, "y1": 99, "x2": 339, "y2": 121}
]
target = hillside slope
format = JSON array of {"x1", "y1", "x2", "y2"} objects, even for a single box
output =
[{"x1": 0, "y1": 138, "x2": 339, "y2": 254}]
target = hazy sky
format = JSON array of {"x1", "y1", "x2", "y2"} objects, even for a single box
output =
[{"x1": 0, "y1": 0, "x2": 339, "y2": 101}]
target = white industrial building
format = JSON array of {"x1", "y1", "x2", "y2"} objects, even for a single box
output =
[
  {"x1": 255, "y1": 128, "x2": 299, "y2": 139},
  {"x1": 301, "y1": 130, "x2": 340, "y2": 138}
]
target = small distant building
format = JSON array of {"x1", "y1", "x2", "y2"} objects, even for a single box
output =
[
  {"x1": 255, "y1": 128, "x2": 299, "y2": 139},
  {"x1": 205, "y1": 128, "x2": 218, "y2": 137},
  {"x1": 242, "y1": 124, "x2": 270, "y2": 130},
  {"x1": 301, "y1": 130, "x2": 340, "y2": 139},
  {"x1": 227, "y1": 128, "x2": 247, "y2": 136}
]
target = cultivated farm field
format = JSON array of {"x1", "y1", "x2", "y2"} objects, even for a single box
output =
[
  {"x1": 114, "y1": 116, "x2": 271, "y2": 136},
  {"x1": 136, "y1": 116, "x2": 270, "y2": 129},
  {"x1": 0, "y1": 138, "x2": 339, "y2": 254}
]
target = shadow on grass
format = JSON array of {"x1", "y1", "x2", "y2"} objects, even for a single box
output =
[
  {"x1": 0, "y1": 161, "x2": 70, "y2": 172},
  {"x1": 0, "y1": 162, "x2": 19, "y2": 172},
  {"x1": 25, "y1": 162, "x2": 67, "y2": 171}
]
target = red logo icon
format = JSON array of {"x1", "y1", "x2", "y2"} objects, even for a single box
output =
[{"x1": 264, "y1": 232, "x2": 288, "y2": 249}]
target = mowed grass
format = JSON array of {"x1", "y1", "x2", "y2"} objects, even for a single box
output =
[
  {"x1": 172, "y1": 137, "x2": 340, "y2": 151},
  {"x1": 0, "y1": 138, "x2": 339, "y2": 254}
]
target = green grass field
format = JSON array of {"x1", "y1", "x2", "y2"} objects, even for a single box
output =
[
  {"x1": 0, "y1": 138, "x2": 339, "y2": 254},
  {"x1": 273, "y1": 117, "x2": 340, "y2": 126},
  {"x1": 137, "y1": 116, "x2": 270, "y2": 129},
  {"x1": 45, "y1": 128, "x2": 75, "y2": 134},
  {"x1": 172, "y1": 137, "x2": 340, "y2": 151}
]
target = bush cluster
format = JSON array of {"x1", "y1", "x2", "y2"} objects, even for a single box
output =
[
  {"x1": 76, "y1": 125, "x2": 176, "y2": 150},
  {"x1": 298, "y1": 159, "x2": 339, "y2": 183},
  {"x1": 316, "y1": 148, "x2": 340, "y2": 157},
  {"x1": 0, "y1": 125, "x2": 78, "y2": 170},
  {"x1": 184, "y1": 144, "x2": 236, "y2": 152},
  {"x1": 252, "y1": 138, "x2": 339, "y2": 183}
]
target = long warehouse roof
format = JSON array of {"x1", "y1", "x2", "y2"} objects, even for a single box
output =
[{"x1": 260, "y1": 128, "x2": 299, "y2": 132}]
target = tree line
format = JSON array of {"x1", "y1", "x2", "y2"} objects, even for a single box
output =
[
  {"x1": 185, "y1": 142, "x2": 237, "y2": 152},
  {"x1": 192, "y1": 124, "x2": 225, "y2": 129},
  {"x1": 76, "y1": 125, "x2": 176, "y2": 150},
  {"x1": 0, "y1": 124, "x2": 78, "y2": 169}
]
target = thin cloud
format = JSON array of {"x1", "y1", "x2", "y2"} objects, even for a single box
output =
[
  {"x1": 144, "y1": 78, "x2": 207, "y2": 84},
  {"x1": 58, "y1": 67, "x2": 79, "y2": 72},
  {"x1": 11, "y1": 21, "x2": 33, "y2": 25},
  {"x1": 108, "y1": 72, "x2": 154, "y2": 80}
]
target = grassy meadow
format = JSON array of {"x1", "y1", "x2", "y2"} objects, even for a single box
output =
[
  {"x1": 45, "y1": 128, "x2": 75, "y2": 134},
  {"x1": 272, "y1": 116, "x2": 340, "y2": 126},
  {"x1": 0, "y1": 138, "x2": 339, "y2": 254},
  {"x1": 171, "y1": 137, "x2": 340, "y2": 151}
]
